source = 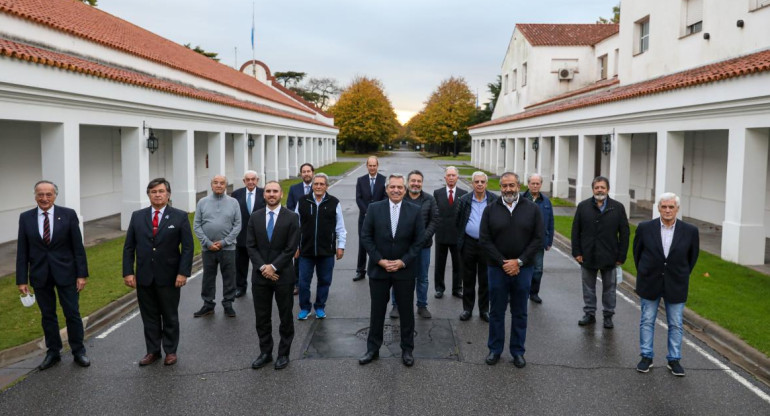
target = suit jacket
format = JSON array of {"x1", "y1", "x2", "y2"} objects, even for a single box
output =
[
  {"x1": 231, "y1": 186, "x2": 265, "y2": 246},
  {"x1": 122, "y1": 206, "x2": 194, "y2": 287},
  {"x1": 433, "y1": 186, "x2": 468, "y2": 245},
  {"x1": 361, "y1": 199, "x2": 425, "y2": 280},
  {"x1": 633, "y1": 219, "x2": 699, "y2": 303},
  {"x1": 246, "y1": 207, "x2": 300, "y2": 286},
  {"x1": 571, "y1": 197, "x2": 630, "y2": 269},
  {"x1": 286, "y1": 181, "x2": 311, "y2": 211},
  {"x1": 355, "y1": 173, "x2": 386, "y2": 215},
  {"x1": 16, "y1": 205, "x2": 88, "y2": 287}
]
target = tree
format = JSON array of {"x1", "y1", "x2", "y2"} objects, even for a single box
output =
[
  {"x1": 183, "y1": 43, "x2": 220, "y2": 62},
  {"x1": 273, "y1": 71, "x2": 306, "y2": 88},
  {"x1": 330, "y1": 76, "x2": 399, "y2": 154},
  {"x1": 305, "y1": 77, "x2": 342, "y2": 111},
  {"x1": 78, "y1": 0, "x2": 98, "y2": 5},
  {"x1": 597, "y1": 3, "x2": 620, "y2": 24},
  {"x1": 411, "y1": 77, "x2": 477, "y2": 156},
  {"x1": 471, "y1": 75, "x2": 502, "y2": 125}
]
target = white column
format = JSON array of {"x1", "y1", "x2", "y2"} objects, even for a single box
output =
[
  {"x1": 264, "y1": 134, "x2": 278, "y2": 182},
  {"x1": 489, "y1": 139, "x2": 498, "y2": 173},
  {"x1": 553, "y1": 136, "x2": 570, "y2": 198},
  {"x1": 722, "y1": 128, "x2": 768, "y2": 265},
  {"x1": 119, "y1": 126, "x2": 149, "y2": 230},
  {"x1": 470, "y1": 139, "x2": 475, "y2": 165},
  {"x1": 172, "y1": 129, "x2": 195, "y2": 212},
  {"x1": 207, "y1": 131, "x2": 225, "y2": 195},
  {"x1": 653, "y1": 130, "x2": 684, "y2": 219},
  {"x1": 41, "y1": 121, "x2": 81, "y2": 213},
  {"x1": 277, "y1": 135, "x2": 289, "y2": 179},
  {"x1": 288, "y1": 136, "x2": 299, "y2": 177},
  {"x1": 538, "y1": 137, "x2": 553, "y2": 193},
  {"x1": 503, "y1": 138, "x2": 514, "y2": 172},
  {"x1": 251, "y1": 134, "x2": 265, "y2": 182},
  {"x1": 525, "y1": 137, "x2": 537, "y2": 180},
  {"x1": 233, "y1": 132, "x2": 248, "y2": 191},
  {"x1": 308, "y1": 137, "x2": 315, "y2": 167},
  {"x1": 513, "y1": 138, "x2": 525, "y2": 178},
  {"x1": 576, "y1": 134, "x2": 596, "y2": 202},
  {"x1": 495, "y1": 140, "x2": 504, "y2": 175},
  {"x1": 609, "y1": 133, "x2": 632, "y2": 216},
  {"x1": 482, "y1": 140, "x2": 490, "y2": 170},
  {"x1": 320, "y1": 138, "x2": 328, "y2": 166},
  {"x1": 333, "y1": 137, "x2": 338, "y2": 162}
]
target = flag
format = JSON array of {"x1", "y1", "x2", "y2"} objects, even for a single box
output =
[{"x1": 250, "y1": 1, "x2": 255, "y2": 50}]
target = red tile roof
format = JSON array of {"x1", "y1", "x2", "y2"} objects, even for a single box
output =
[
  {"x1": 0, "y1": 0, "x2": 315, "y2": 115},
  {"x1": 0, "y1": 38, "x2": 336, "y2": 129},
  {"x1": 472, "y1": 48, "x2": 770, "y2": 130},
  {"x1": 525, "y1": 77, "x2": 619, "y2": 109},
  {"x1": 517, "y1": 24, "x2": 619, "y2": 46}
]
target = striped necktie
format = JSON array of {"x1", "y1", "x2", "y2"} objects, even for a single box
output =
[{"x1": 43, "y1": 211, "x2": 50, "y2": 244}]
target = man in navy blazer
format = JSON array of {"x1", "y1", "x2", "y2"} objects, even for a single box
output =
[
  {"x1": 230, "y1": 170, "x2": 265, "y2": 297},
  {"x1": 16, "y1": 180, "x2": 90, "y2": 370},
  {"x1": 123, "y1": 178, "x2": 194, "y2": 367},
  {"x1": 246, "y1": 181, "x2": 300, "y2": 370},
  {"x1": 633, "y1": 192, "x2": 699, "y2": 377},
  {"x1": 359, "y1": 174, "x2": 425, "y2": 367},
  {"x1": 354, "y1": 156, "x2": 386, "y2": 281}
]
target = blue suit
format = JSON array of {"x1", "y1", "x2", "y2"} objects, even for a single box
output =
[{"x1": 286, "y1": 181, "x2": 311, "y2": 211}]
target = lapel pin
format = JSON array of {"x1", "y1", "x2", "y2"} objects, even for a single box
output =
[{"x1": 165, "y1": 215, "x2": 169, "y2": 219}]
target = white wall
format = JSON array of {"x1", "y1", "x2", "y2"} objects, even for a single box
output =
[
  {"x1": 194, "y1": 133, "x2": 208, "y2": 193},
  {"x1": 0, "y1": 121, "x2": 41, "y2": 243},
  {"x1": 682, "y1": 130, "x2": 727, "y2": 225},
  {"x1": 80, "y1": 126, "x2": 122, "y2": 221},
  {"x1": 629, "y1": 133, "x2": 656, "y2": 204}
]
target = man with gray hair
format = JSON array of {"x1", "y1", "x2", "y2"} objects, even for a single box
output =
[
  {"x1": 193, "y1": 175, "x2": 242, "y2": 318},
  {"x1": 521, "y1": 173, "x2": 554, "y2": 304},
  {"x1": 633, "y1": 193, "x2": 699, "y2": 376},
  {"x1": 433, "y1": 166, "x2": 467, "y2": 298},
  {"x1": 231, "y1": 170, "x2": 265, "y2": 298}
]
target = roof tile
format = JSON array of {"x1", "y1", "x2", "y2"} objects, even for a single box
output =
[{"x1": 517, "y1": 24, "x2": 619, "y2": 46}]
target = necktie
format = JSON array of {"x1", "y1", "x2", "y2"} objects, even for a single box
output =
[
  {"x1": 391, "y1": 204, "x2": 398, "y2": 238},
  {"x1": 267, "y1": 211, "x2": 275, "y2": 242},
  {"x1": 370, "y1": 177, "x2": 375, "y2": 195},
  {"x1": 152, "y1": 210, "x2": 160, "y2": 236},
  {"x1": 304, "y1": 185, "x2": 310, "y2": 195},
  {"x1": 43, "y1": 211, "x2": 50, "y2": 244},
  {"x1": 448, "y1": 189, "x2": 454, "y2": 206},
  {"x1": 247, "y1": 192, "x2": 252, "y2": 213}
]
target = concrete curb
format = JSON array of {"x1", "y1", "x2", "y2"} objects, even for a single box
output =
[{"x1": 552, "y1": 232, "x2": 770, "y2": 387}]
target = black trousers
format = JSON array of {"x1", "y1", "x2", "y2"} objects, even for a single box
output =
[
  {"x1": 35, "y1": 275, "x2": 85, "y2": 356},
  {"x1": 252, "y1": 282, "x2": 294, "y2": 357},
  {"x1": 356, "y1": 213, "x2": 367, "y2": 274},
  {"x1": 461, "y1": 237, "x2": 489, "y2": 314},
  {"x1": 235, "y1": 245, "x2": 250, "y2": 292},
  {"x1": 434, "y1": 243, "x2": 462, "y2": 293},
  {"x1": 137, "y1": 283, "x2": 181, "y2": 355},
  {"x1": 367, "y1": 278, "x2": 415, "y2": 353}
]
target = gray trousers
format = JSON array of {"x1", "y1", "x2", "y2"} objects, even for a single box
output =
[
  {"x1": 580, "y1": 265, "x2": 616, "y2": 316},
  {"x1": 202, "y1": 250, "x2": 236, "y2": 308}
]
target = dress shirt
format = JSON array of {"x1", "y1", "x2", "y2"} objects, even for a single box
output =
[
  {"x1": 660, "y1": 219, "x2": 676, "y2": 258},
  {"x1": 465, "y1": 194, "x2": 488, "y2": 239},
  {"x1": 294, "y1": 194, "x2": 348, "y2": 249},
  {"x1": 265, "y1": 205, "x2": 280, "y2": 227},
  {"x1": 37, "y1": 206, "x2": 55, "y2": 239},
  {"x1": 389, "y1": 200, "x2": 401, "y2": 236},
  {"x1": 594, "y1": 197, "x2": 607, "y2": 213},
  {"x1": 246, "y1": 189, "x2": 255, "y2": 211},
  {"x1": 503, "y1": 197, "x2": 519, "y2": 214},
  {"x1": 446, "y1": 186, "x2": 456, "y2": 199}
]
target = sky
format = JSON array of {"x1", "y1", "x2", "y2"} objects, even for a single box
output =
[{"x1": 98, "y1": 0, "x2": 617, "y2": 124}]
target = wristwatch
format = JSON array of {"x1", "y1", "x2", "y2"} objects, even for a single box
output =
[{"x1": 517, "y1": 259, "x2": 523, "y2": 267}]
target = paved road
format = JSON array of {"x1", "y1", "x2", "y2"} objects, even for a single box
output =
[{"x1": 1, "y1": 151, "x2": 769, "y2": 415}]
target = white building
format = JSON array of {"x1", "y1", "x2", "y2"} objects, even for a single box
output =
[
  {"x1": 0, "y1": 0, "x2": 337, "y2": 244},
  {"x1": 470, "y1": 0, "x2": 770, "y2": 266}
]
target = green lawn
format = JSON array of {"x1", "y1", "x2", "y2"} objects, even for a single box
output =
[
  {"x1": 427, "y1": 154, "x2": 471, "y2": 161},
  {"x1": 316, "y1": 161, "x2": 359, "y2": 177},
  {"x1": 0, "y1": 213, "x2": 202, "y2": 351},
  {"x1": 554, "y1": 215, "x2": 770, "y2": 356},
  {"x1": 551, "y1": 197, "x2": 575, "y2": 207}
]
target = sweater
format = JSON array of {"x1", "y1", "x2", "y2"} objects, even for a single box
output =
[{"x1": 193, "y1": 193, "x2": 241, "y2": 250}]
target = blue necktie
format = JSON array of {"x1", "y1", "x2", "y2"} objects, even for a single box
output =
[
  {"x1": 267, "y1": 211, "x2": 275, "y2": 242},
  {"x1": 247, "y1": 192, "x2": 252, "y2": 213},
  {"x1": 370, "y1": 177, "x2": 375, "y2": 195},
  {"x1": 304, "y1": 185, "x2": 310, "y2": 195}
]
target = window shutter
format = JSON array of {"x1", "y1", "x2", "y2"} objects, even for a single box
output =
[{"x1": 686, "y1": 0, "x2": 703, "y2": 27}]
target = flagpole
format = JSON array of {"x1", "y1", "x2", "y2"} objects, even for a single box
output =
[{"x1": 251, "y1": 1, "x2": 256, "y2": 77}]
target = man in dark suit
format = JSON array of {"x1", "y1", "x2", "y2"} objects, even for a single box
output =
[
  {"x1": 354, "y1": 156, "x2": 386, "y2": 282},
  {"x1": 633, "y1": 192, "x2": 699, "y2": 377},
  {"x1": 359, "y1": 174, "x2": 425, "y2": 367},
  {"x1": 286, "y1": 163, "x2": 314, "y2": 295},
  {"x1": 16, "y1": 180, "x2": 90, "y2": 370},
  {"x1": 433, "y1": 166, "x2": 467, "y2": 298},
  {"x1": 123, "y1": 178, "x2": 194, "y2": 367},
  {"x1": 231, "y1": 170, "x2": 265, "y2": 298},
  {"x1": 246, "y1": 181, "x2": 300, "y2": 371}
]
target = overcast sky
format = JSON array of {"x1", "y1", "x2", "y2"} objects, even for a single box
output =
[{"x1": 98, "y1": 0, "x2": 617, "y2": 123}]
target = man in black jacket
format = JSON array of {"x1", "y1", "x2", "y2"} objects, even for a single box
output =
[
  {"x1": 633, "y1": 193, "x2": 699, "y2": 376},
  {"x1": 480, "y1": 172, "x2": 542, "y2": 368},
  {"x1": 432, "y1": 166, "x2": 467, "y2": 298},
  {"x1": 571, "y1": 176, "x2": 630, "y2": 329},
  {"x1": 231, "y1": 170, "x2": 265, "y2": 298}
]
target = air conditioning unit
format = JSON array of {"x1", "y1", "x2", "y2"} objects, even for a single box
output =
[{"x1": 558, "y1": 68, "x2": 574, "y2": 80}]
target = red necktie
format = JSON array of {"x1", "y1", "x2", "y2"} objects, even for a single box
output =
[
  {"x1": 152, "y1": 210, "x2": 160, "y2": 236},
  {"x1": 43, "y1": 211, "x2": 50, "y2": 244},
  {"x1": 448, "y1": 189, "x2": 454, "y2": 206}
]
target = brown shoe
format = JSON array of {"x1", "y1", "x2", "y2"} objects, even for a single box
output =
[
  {"x1": 164, "y1": 353, "x2": 178, "y2": 366},
  {"x1": 139, "y1": 353, "x2": 160, "y2": 366}
]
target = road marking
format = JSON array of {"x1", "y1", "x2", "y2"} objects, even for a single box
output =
[
  {"x1": 551, "y1": 246, "x2": 770, "y2": 403},
  {"x1": 96, "y1": 270, "x2": 202, "y2": 339}
]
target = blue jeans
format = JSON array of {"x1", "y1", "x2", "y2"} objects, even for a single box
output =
[
  {"x1": 529, "y1": 249, "x2": 545, "y2": 296},
  {"x1": 298, "y1": 256, "x2": 335, "y2": 311},
  {"x1": 392, "y1": 247, "x2": 430, "y2": 307},
  {"x1": 640, "y1": 297, "x2": 685, "y2": 361},
  {"x1": 487, "y1": 265, "x2": 533, "y2": 356}
]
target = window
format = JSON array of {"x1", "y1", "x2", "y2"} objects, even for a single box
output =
[
  {"x1": 503, "y1": 74, "x2": 509, "y2": 94},
  {"x1": 598, "y1": 54, "x2": 608, "y2": 80},
  {"x1": 685, "y1": 0, "x2": 703, "y2": 35},
  {"x1": 751, "y1": 0, "x2": 770, "y2": 11},
  {"x1": 636, "y1": 18, "x2": 650, "y2": 54},
  {"x1": 512, "y1": 69, "x2": 517, "y2": 91},
  {"x1": 522, "y1": 63, "x2": 528, "y2": 86}
]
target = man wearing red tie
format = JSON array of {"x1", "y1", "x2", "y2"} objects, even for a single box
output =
[{"x1": 432, "y1": 166, "x2": 467, "y2": 298}]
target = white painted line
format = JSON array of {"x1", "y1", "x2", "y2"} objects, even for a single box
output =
[
  {"x1": 96, "y1": 270, "x2": 202, "y2": 339},
  {"x1": 552, "y1": 245, "x2": 770, "y2": 403},
  {"x1": 328, "y1": 163, "x2": 364, "y2": 190}
]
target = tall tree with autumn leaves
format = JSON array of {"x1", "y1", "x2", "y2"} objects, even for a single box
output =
[
  {"x1": 409, "y1": 77, "x2": 476, "y2": 155},
  {"x1": 330, "y1": 76, "x2": 399, "y2": 153}
]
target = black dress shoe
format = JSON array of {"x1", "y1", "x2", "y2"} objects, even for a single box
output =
[
  {"x1": 529, "y1": 294, "x2": 543, "y2": 304},
  {"x1": 73, "y1": 354, "x2": 91, "y2": 367},
  {"x1": 38, "y1": 354, "x2": 61, "y2": 371},
  {"x1": 452, "y1": 291, "x2": 463, "y2": 298},
  {"x1": 224, "y1": 305, "x2": 236, "y2": 317},
  {"x1": 512, "y1": 355, "x2": 526, "y2": 368},
  {"x1": 480, "y1": 312, "x2": 490, "y2": 322},
  {"x1": 459, "y1": 310, "x2": 472, "y2": 321},
  {"x1": 193, "y1": 305, "x2": 215, "y2": 317},
  {"x1": 234, "y1": 289, "x2": 245, "y2": 298},
  {"x1": 434, "y1": 291, "x2": 444, "y2": 299},
  {"x1": 578, "y1": 314, "x2": 596, "y2": 326},
  {"x1": 402, "y1": 351, "x2": 414, "y2": 367},
  {"x1": 251, "y1": 353, "x2": 273, "y2": 369},
  {"x1": 603, "y1": 315, "x2": 614, "y2": 329},
  {"x1": 353, "y1": 272, "x2": 365, "y2": 282},
  {"x1": 358, "y1": 351, "x2": 379, "y2": 365},
  {"x1": 274, "y1": 356, "x2": 289, "y2": 370},
  {"x1": 485, "y1": 352, "x2": 500, "y2": 365}
]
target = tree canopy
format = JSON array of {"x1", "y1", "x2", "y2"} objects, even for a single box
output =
[
  {"x1": 273, "y1": 71, "x2": 340, "y2": 111},
  {"x1": 597, "y1": 3, "x2": 620, "y2": 24},
  {"x1": 330, "y1": 76, "x2": 399, "y2": 153},
  {"x1": 78, "y1": 0, "x2": 97, "y2": 6},
  {"x1": 183, "y1": 44, "x2": 220, "y2": 62},
  {"x1": 273, "y1": 71, "x2": 307, "y2": 88},
  {"x1": 409, "y1": 77, "x2": 476, "y2": 155}
]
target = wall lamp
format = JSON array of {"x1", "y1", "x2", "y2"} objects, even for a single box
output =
[
  {"x1": 143, "y1": 121, "x2": 158, "y2": 154},
  {"x1": 532, "y1": 137, "x2": 539, "y2": 152},
  {"x1": 247, "y1": 134, "x2": 255, "y2": 149},
  {"x1": 289, "y1": 137, "x2": 294, "y2": 147},
  {"x1": 601, "y1": 135, "x2": 612, "y2": 155},
  {"x1": 298, "y1": 138, "x2": 303, "y2": 147}
]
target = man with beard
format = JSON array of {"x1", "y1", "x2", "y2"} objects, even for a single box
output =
[
  {"x1": 480, "y1": 172, "x2": 542, "y2": 368},
  {"x1": 571, "y1": 176, "x2": 630, "y2": 329}
]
